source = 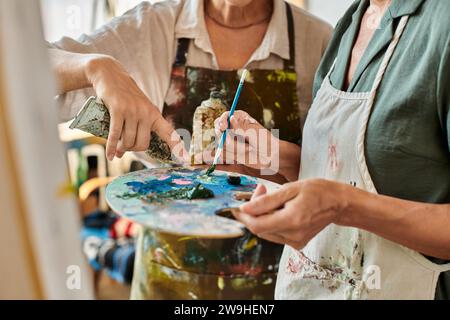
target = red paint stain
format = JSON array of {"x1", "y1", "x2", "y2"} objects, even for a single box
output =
[
  {"x1": 287, "y1": 256, "x2": 301, "y2": 274},
  {"x1": 327, "y1": 137, "x2": 340, "y2": 172}
]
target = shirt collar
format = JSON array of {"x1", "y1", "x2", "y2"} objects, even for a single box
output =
[
  {"x1": 175, "y1": 0, "x2": 290, "y2": 64},
  {"x1": 352, "y1": 0, "x2": 425, "y2": 22},
  {"x1": 388, "y1": 0, "x2": 425, "y2": 19},
  {"x1": 251, "y1": 0, "x2": 290, "y2": 61}
]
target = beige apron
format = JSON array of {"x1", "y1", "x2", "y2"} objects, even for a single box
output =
[{"x1": 275, "y1": 16, "x2": 450, "y2": 300}]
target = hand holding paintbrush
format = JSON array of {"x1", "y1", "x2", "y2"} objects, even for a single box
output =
[{"x1": 205, "y1": 69, "x2": 249, "y2": 176}]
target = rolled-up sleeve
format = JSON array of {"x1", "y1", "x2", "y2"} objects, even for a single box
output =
[{"x1": 50, "y1": 1, "x2": 179, "y2": 121}]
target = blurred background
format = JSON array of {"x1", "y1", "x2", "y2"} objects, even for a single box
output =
[{"x1": 0, "y1": 0, "x2": 355, "y2": 300}]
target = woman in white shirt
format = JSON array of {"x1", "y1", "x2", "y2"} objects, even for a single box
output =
[{"x1": 49, "y1": 0, "x2": 332, "y2": 299}]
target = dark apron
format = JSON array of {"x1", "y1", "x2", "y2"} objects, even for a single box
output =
[{"x1": 131, "y1": 3, "x2": 299, "y2": 300}]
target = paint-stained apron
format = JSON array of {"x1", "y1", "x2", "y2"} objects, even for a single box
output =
[
  {"x1": 130, "y1": 3, "x2": 300, "y2": 300},
  {"x1": 275, "y1": 16, "x2": 450, "y2": 300}
]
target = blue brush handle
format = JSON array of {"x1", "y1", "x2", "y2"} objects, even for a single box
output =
[{"x1": 216, "y1": 70, "x2": 248, "y2": 153}]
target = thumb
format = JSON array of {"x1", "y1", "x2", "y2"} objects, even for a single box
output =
[
  {"x1": 251, "y1": 184, "x2": 267, "y2": 200},
  {"x1": 240, "y1": 183, "x2": 297, "y2": 216},
  {"x1": 215, "y1": 112, "x2": 230, "y2": 132},
  {"x1": 152, "y1": 116, "x2": 189, "y2": 163}
]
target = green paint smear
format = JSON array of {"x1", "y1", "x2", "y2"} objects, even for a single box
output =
[
  {"x1": 163, "y1": 183, "x2": 215, "y2": 201},
  {"x1": 119, "y1": 183, "x2": 215, "y2": 204},
  {"x1": 117, "y1": 192, "x2": 141, "y2": 200}
]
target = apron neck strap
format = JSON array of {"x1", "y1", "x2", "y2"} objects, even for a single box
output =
[
  {"x1": 173, "y1": 38, "x2": 190, "y2": 67},
  {"x1": 370, "y1": 15, "x2": 409, "y2": 93},
  {"x1": 284, "y1": 3, "x2": 296, "y2": 71}
]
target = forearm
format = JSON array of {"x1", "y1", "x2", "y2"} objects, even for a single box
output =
[
  {"x1": 277, "y1": 140, "x2": 301, "y2": 182},
  {"x1": 337, "y1": 186, "x2": 450, "y2": 260},
  {"x1": 48, "y1": 48, "x2": 108, "y2": 94}
]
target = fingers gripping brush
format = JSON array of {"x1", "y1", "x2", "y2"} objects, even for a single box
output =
[{"x1": 205, "y1": 69, "x2": 249, "y2": 176}]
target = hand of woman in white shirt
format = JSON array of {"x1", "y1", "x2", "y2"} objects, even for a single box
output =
[{"x1": 50, "y1": 50, "x2": 187, "y2": 162}]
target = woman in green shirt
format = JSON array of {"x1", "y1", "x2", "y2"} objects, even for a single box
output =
[{"x1": 216, "y1": 0, "x2": 450, "y2": 299}]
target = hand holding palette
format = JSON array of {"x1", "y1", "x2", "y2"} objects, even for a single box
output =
[{"x1": 106, "y1": 167, "x2": 280, "y2": 238}]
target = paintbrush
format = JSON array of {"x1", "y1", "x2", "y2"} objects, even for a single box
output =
[{"x1": 205, "y1": 69, "x2": 249, "y2": 176}]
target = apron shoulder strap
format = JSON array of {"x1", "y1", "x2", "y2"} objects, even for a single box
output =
[
  {"x1": 370, "y1": 15, "x2": 409, "y2": 94},
  {"x1": 284, "y1": 3, "x2": 296, "y2": 71},
  {"x1": 173, "y1": 38, "x2": 190, "y2": 67}
]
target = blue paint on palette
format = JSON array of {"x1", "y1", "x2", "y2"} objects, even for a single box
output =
[
  {"x1": 125, "y1": 169, "x2": 255, "y2": 197},
  {"x1": 105, "y1": 167, "x2": 280, "y2": 238}
]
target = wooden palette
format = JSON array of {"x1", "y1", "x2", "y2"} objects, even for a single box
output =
[{"x1": 106, "y1": 167, "x2": 280, "y2": 238}]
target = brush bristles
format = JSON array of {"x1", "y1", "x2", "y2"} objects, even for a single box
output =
[{"x1": 205, "y1": 164, "x2": 216, "y2": 176}]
